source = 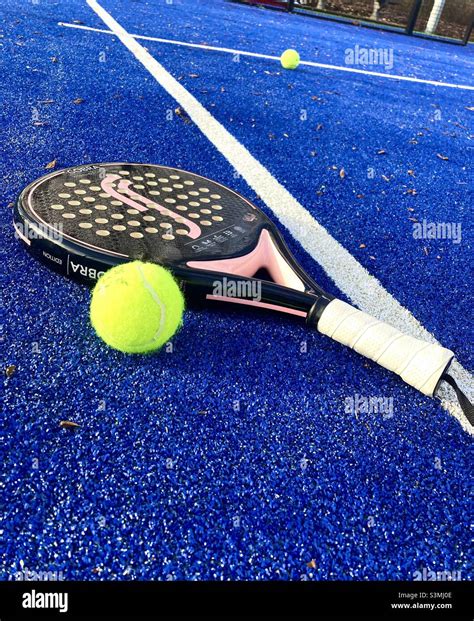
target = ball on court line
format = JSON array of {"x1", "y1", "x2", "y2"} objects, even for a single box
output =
[
  {"x1": 90, "y1": 261, "x2": 185, "y2": 354},
  {"x1": 280, "y1": 49, "x2": 300, "y2": 70}
]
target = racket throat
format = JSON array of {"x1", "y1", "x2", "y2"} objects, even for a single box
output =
[{"x1": 187, "y1": 229, "x2": 307, "y2": 290}]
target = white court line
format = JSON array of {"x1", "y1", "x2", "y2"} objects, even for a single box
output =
[
  {"x1": 59, "y1": 21, "x2": 474, "y2": 91},
  {"x1": 85, "y1": 0, "x2": 472, "y2": 433}
]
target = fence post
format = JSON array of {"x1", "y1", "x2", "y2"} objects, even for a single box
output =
[
  {"x1": 425, "y1": 0, "x2": 446, "y2": 34},
  {"x1": 406, "y1": 0, "x2": 423, "y2": 35},
  {"x1": 462, "y1": 15, "x2": 473, "y2": 45}
]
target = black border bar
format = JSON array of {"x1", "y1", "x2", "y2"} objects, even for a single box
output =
[{"x1": 0, "y1": 580, "x2": 472, "y2": 618}]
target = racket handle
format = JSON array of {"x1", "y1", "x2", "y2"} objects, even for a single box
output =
[{"x1": 317, "y1": 299, "x2": 453, "y2": 396}]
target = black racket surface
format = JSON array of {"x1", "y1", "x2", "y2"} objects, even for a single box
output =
[
  {"x1": 14, "y1": 163, "x2": 330, "y2": 315},
  {"x1": 16, "y1": 163, "x2": 271, "y2": 264}
]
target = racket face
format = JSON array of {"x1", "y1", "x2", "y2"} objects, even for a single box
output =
[
  {"x1": 14, "y1": 163, "x2": 329, "y2": 316},
  {"x1": 15, "y1": 163, "x2": 270, "y2": 267}
]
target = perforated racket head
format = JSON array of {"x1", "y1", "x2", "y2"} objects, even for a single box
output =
[
  {"x1": 15, "y1": 163, "x2": 271, "y2": 266},
  {"x1": 14, "y1": 163, "x2": 328, "y2": 313}
]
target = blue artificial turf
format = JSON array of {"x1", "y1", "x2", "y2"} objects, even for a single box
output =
[{"x1": 0, "y1": 0, "x2": 472, "y2": 581}]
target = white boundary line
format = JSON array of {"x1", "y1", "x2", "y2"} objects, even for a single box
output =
[
  {"x1": 59, "y1": 21, "x2": 474, "y2": 91},
  {"x1": 85, "y1": 0, "x2": 472, "y2": 432}
]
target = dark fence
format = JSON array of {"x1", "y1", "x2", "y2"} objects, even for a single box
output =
[{"x1": 233, "y1": 0, "x2": 474, "y2": 44}]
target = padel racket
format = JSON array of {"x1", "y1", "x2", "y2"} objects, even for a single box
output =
[{"x1": 13, "y1": 163, "x2": 472, "y2": 424}]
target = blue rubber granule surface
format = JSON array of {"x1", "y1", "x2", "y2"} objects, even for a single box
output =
[{"x1": 0, "y1": 0, "x2": 472, "y2": 581}]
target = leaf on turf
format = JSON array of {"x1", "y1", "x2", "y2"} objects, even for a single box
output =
[
  {"x1": 45, "y1": 159, "x2": 57, "y2": 169},
  {"x1": 59, "y1": 420, "x2": 80, "y2": 429},
  {"x1": 339, "y1": 168, "x2": 346, "y2": 179},
  {"x1": 73, "y1": 98, "x2": 85, "y2": 104},
  {"x1": 5, "y1": 365, "x2": 16, "y2": 378}
]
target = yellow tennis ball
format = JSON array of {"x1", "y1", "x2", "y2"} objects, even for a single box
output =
[
  {"x1": 280, "y1": 49, "x2": 300, "y2": 70},
  {"x1": 90, "y1": 261, "x2": 184, "y2": 354}
]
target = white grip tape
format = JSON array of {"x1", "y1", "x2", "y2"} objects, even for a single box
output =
[{"x1": 318, "y1": 299, "x2": 454, "y2": 396}]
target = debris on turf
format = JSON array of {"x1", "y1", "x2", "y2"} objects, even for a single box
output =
[
  {"x1": 59, "y1": 420, "x2": 80, "y2": 429},
  {"x1": 5, "y1": 364, "x2": 16, "y2": 378},
  {"x1": 436, "y1": 153, "x2": 449, "y2": 160},
  {"x1": 72, "y1": 98, "x2": 85, "y2": 104},
  {"x1": 175, "y1": 107, "x2": 192, "y2": 124}
]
